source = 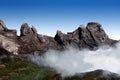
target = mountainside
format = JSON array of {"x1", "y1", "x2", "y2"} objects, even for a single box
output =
[
  {"x1": 0, "y1": 20, "x2": 118, "y2": 55},
  {"x1": 0, "y1": 56, "x2": 120, "y2": 80},
  {"x1": 0, "y1": 20, "x2": 120, "y2": 80}
]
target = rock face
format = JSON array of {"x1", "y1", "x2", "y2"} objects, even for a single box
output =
[
  {"x1": 54, "y1": 22, "x2": 117, "y2": 49},
  {"x1": 0, "y1": 20, "x2": 118, "y2": 55},
  {"x1": 0, "y1": 20, "x2": 19, "y2": 55},
  {"x1": 0, "y1": 20, "x2": 7, "y2": 31},
  {"x1": 0, "y1": 35, "x2": 19, "y2": 55},
  {"x1": 18, "y1": 23, "x2": 62, "y2": 54}
]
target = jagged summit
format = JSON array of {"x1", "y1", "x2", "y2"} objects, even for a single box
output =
[
  {"x1": 0, "y1": 20, "x2": 8, "y2": 31},
  {"x1": 0, "y1": 20, "x2": 118, "y2": 55},
  {"x1": 54, "y1": 22, "x2": 116, "y2": 49}
]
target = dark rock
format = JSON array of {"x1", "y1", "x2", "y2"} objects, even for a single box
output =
[
  {"x1": 86, "y1": 22, "x2": 108, "y2": 43},
  {"x1": 64, "y1": 70, "x2": 120, "y2": 80},
  {"x1": 0, "y1": 20, "x2": 118, "y2": 55},
  {"x1": 0, "y1": 20, "x2": 119, "y2": 80},
  {"x1": 31, "y1": 26, "x2": 37, "y2": 34},
  {"x1": 54, "y1": 30, "x2": 66, "y2": 45},
  {"x1": 54, "y1": 22, "x2": 118, "y2": 49},
  {"x1": 0, "y1": 29, "x2": 17, "y2": 40},
  {"x1": 18, "y1": 23, "x2": 62, "y2": 54},
  {"x1": 0, "y1": 20, "x2": 8, "y2": 31},
  {"x1": 20, "y1": 23, "x2": 33, "y2": 36}
]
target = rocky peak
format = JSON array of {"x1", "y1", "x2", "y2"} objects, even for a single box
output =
[
  {"x1": 0, "y1": 20, "x2": 8, "y2": 31},
  {"x1": 54, "y1": 30, "x2": 69, "y2": 45},
  {"x1": 86, "y1": 22, "x2": 101, "y2": 30},
  {"x1": 0, "y1": 20, "x2": 17, "y2": 39},
  {"x1": 79, "y1": 25, "x2": 86, "y2": 29},
  {"x1": 20, "y1": 23, "x2": 37, "y2": 36},
  {"x1": 86, "y1": 22, "x2": 108, "y2": 43},
  {"x1": 54, "y1": 22, "x2": 117, "y2": 49},
  {"x1": 20, "y1": 23, "x2": 32, "y2": 36},
  {"x1": 0, "y1": 20, "x2": 118, "y2": 55},
  {"x1": 56, "y1": 30, "x2": 62, "y2": 35},
  {"x1": 31, "y1": 26, "x2": 37, "y2": 34}
]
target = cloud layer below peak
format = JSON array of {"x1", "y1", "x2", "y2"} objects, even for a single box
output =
[{"x1": 28, "y1": 43, "x2": 120, "y2": 76}]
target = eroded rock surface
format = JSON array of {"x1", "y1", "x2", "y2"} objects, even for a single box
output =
[
  {"x1": 0, "y1": 20, "x2": 118, "y2": 55},
  {"x1": 0, "y1": 20, "x2": 7, "y2": 31},
  {"x1": 54, "y1": 22, "x2": 117, "y2": 49}
]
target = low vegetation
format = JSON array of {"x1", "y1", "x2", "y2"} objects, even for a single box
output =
[
  {"x1": 0, "y1": 55, "x2": 60, "y2": 80},
  {"x1": 0, "y1": 55, "x2": 120, "y2": 80}
]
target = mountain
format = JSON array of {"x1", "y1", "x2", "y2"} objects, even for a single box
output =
[
  {"x1": 0, "y1": 20, "x2": 120, "y2": 80},
  {"x1": 0, "y1": 20, "x2": 118, "y2": 55}
]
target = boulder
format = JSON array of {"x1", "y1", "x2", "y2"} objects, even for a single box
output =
[{"x1": 0, "y1": 35, "x2": 19, "y2": 55}]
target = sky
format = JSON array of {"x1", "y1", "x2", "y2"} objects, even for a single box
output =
[{"x1": 0, "y1": 0, "x2": 120, "y2": 39}]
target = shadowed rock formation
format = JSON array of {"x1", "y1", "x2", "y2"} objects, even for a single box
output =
[
  {"x1": 0, "y1": 20, "x2": 118, "y2": 55},
  {"x1": 54, "y1": 22, "x2": 117, "y2": 49}
]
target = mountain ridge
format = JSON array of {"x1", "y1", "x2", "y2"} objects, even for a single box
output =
[
  {"x1": 0, "y1": 20, "x2": 120, "y2": 80},
  {"x1": 0, "y1": 20, "x2": 118, "y2": 55}
]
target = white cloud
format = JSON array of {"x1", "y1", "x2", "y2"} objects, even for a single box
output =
[{"x1": 28, "y1": 43, "x2": 120, "y2": 77}]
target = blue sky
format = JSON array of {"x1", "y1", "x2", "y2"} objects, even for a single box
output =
[{"x1": 0, "y1": 0, "x2": 120, "y2": 39}]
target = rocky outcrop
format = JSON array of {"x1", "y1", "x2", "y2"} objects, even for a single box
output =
[
  {"x1": 0, "y1": 35, "x2": 19, "y2": 55},
  {"x1": 0, "y1": 20, "x2": 7, "y2": 31},
  {"x1": 0, "y1": 20, "x2": 118, "y2": 55},
  {"x1": 54, "y1": 22, "x2": 117, "y2": 49},
  {"x1": 18, "y1": 23, "x2": 62, "y2": 54}
]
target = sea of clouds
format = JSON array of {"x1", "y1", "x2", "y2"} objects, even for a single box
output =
[{"x1": 28, "y1": 43, "x2": 120, "y2": 77}]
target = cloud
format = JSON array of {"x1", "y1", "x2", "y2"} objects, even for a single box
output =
[{"x1": 28, "y1": 43, "x2": 120, "y2": 77}]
